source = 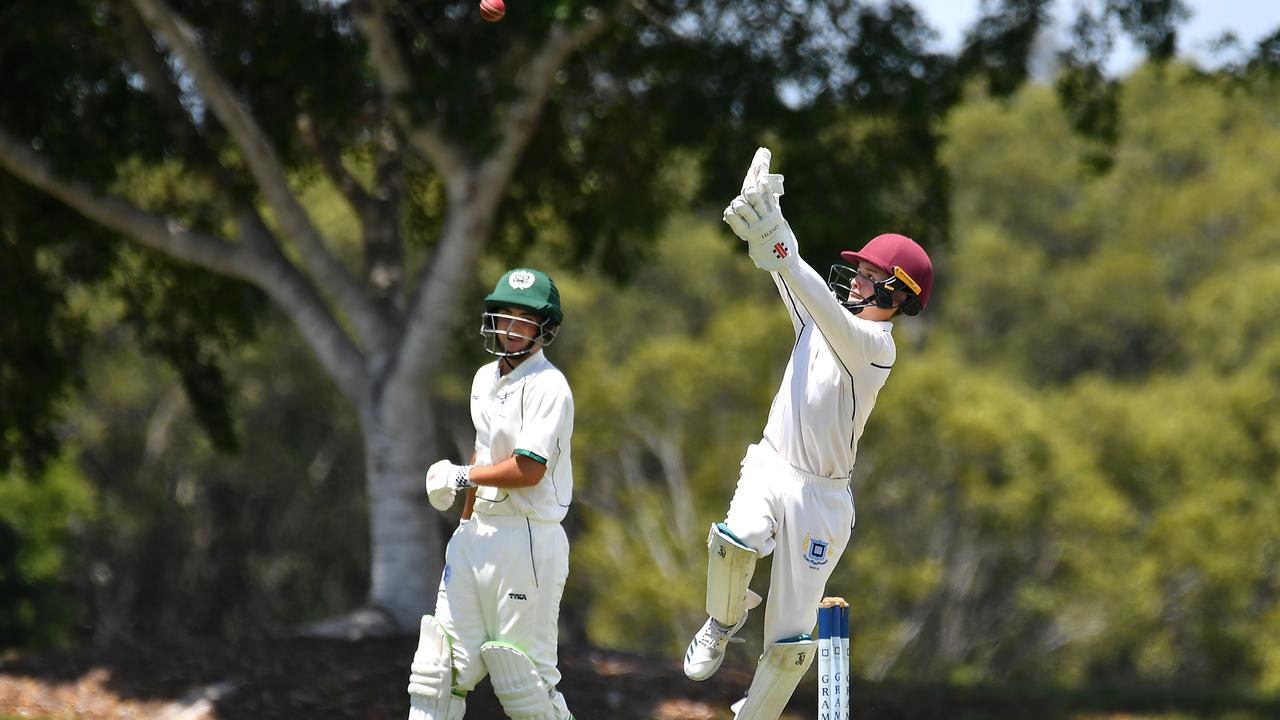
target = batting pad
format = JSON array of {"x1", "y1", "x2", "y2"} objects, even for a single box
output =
[
  {"x1": 479, "y1": 641, "x2": 558, "y2": 720},
  {"x1": 732, "y1": 635, "x2": 818, "y2": 720},
  {"x1": 706, "y1": 522, "x2": 759, "y2": 624},
  {"x1": 407, "y1": 615, "x2": 465, "y2": 720}
]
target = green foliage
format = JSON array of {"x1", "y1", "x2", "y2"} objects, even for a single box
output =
[
  {"x1": 1054, "y1": 374, "x2": 1278, "y2": 686},
  {"x1": 943, "y1": 64, "x2": 1280, "y2": 384},
  {"x1": 944, "y1": 86, "x2": 1095, "y2": 258},
  {"x1": 57, "y1": 301, "x2": 367, "y2": 643},
  {"x1": 1108, "y1": 0, "x2": 1190, "y2": 60},
  {"x1": 2, "y1": 2, "x2": 1280, "y2": 709},
  {"x1": 1183, "y1": 264, "x2": 1280, "y2": 373},
  {"x1": 913, "y1": 62, "x2": 1280, "y2": 688},
  {"x1": 838, "y1": 347, "x2": 1128, "y2": 683},
  {"x1": 0, "y1": 456, "x2": 94, "y2": 647},
  {"x1": 0, "y1": 178, "x2": 116, "y2": 473}
]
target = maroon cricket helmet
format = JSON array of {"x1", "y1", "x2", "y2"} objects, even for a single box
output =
[{"x1": 841, "y1": 233, "x2": 934, "y2": 312}]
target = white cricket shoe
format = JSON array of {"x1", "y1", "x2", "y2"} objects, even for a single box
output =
[{"x1": 683, "y1": 591, "x2": 762, "y2": 681}]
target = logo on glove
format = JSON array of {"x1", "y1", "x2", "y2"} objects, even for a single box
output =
[{"x1": 773, "y1": 242, "x2": 789, "y2": 259}]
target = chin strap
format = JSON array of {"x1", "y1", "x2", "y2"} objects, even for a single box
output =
[{"x1": 847, "y1": 302, "x2": 873, "y2": 315}]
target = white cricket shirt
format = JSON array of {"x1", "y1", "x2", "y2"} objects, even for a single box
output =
[
  {"x1": 762, "y1": 259, "x2": 896, "y2": 479},
  {"x1": 469, "y1": 349, "x2": 574, "y2": 523}
]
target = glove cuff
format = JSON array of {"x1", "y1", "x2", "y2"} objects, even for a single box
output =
[
  {"x1": 748, "y1": 221, "x2": 799, "y2": 272},
  {"x1": 454, "y1": 465, "x2": 474, "y2": 490}
]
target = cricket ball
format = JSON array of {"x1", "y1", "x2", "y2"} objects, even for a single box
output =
[{"x1": 479, "y1": 0, "x2": 505, "y2": 22}]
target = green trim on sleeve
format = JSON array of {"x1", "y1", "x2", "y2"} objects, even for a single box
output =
[{"x1": 514, "y1": 448, "x2": 547, "y2": 465}]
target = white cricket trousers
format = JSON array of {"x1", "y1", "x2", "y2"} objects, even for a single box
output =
[
  {"x1": 434, "y1": 513, "x2": 571, "y2": 714},
  {"x1": 724, "y1": 442, "x2": 856, "y2": 644}
]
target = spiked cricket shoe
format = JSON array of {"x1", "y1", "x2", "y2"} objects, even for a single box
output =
[{"x1": 683, "y1": 590, "x2": 761, "y2": 681}]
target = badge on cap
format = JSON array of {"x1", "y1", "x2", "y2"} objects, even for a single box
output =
[{"x1": 508, "y1": 270, "x2": 535, "y2": 290}]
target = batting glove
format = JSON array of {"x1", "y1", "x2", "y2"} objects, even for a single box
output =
[{"x1": 425, "y1": 460, "x2": 474, "y2": 512}]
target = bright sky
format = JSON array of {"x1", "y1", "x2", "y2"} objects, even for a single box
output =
[{"x1": 904, "y1": 0, "x2": 1280, "y2": 75}]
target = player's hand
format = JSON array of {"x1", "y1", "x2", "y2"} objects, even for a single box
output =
[
  {"x1": 425, "y1": 460, "x2": 473, "y2": 512},
  {"x1": 740, "y1": 147, "x2": 786, "y2": 202},
  {"x1": 723, "y1": 184, "x2": 798, "y2": 272}
]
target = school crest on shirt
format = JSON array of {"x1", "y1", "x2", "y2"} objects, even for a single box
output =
[{"x1": 802, "y1": 534, "x2": 831, "y2": 567}]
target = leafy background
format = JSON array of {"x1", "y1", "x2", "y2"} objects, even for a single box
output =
[{"x1": 2, "y1": 0, "x2": 1280, "y2": 717}]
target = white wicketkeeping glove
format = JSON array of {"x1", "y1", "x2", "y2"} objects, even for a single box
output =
[
  {"x1": 740, "y1": 146, "x2": 786, "y2": 201},
  {"x1": 724, "y1": 152, "x2": 797, "y2": 273},
  {"x1": 425, "y1": 460, "x2": 474, "y2": 513}
]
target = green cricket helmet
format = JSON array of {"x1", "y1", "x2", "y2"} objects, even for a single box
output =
[
  {"x1": 484, "y1": 268, "x2": 563, "y2": 323},
  {"x1": 481, "y1": 268, "x2": 562, "y2": 357}
]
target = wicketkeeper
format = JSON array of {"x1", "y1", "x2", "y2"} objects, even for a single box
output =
[
  {"x1": 407, "y1": 268, "x2": 576, "y2": 720},
  {"x1": 683, "y1": 148, "x2": 934, "y2": 720}
]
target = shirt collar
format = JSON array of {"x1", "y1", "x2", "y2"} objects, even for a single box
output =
[
  {"x1": 854, "y1": 316, "x2": 894, "y2": 331},
  {"x1": 494, "y1": 348, "x2": 546, "y2": 386}
]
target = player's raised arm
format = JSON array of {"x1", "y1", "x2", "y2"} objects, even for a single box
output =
[
  {"x1": 723, "y1": 148, "x2": 902, "y2": 368},
  {"x1": 780, "y1": 263, "x2": 891, "y2": 362}
]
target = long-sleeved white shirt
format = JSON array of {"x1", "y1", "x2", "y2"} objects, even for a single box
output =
[{"x1": 761, "y1": 258, "x2": 896, "y2": 479}]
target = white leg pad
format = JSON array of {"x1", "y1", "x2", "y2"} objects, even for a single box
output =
[
  {"x1": 407, "y1": 615, "x2": 465, "y2": 720},
  {"x1": 732, "y1": 636, "x2": 818, "y2": 720},
  {"x1": 479, "y1": 641, "x2": 558, "y2": 720},
  {"x1": 706, "y1": 522, "x2": 759, "y2": 624}
]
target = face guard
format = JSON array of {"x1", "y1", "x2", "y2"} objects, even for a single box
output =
[
  {"x1": 827, "y1": 264, "x2": 924, "y2": 316},
  {"x1": 480, "y1": 310, "x2": 559, "y2": 357}
]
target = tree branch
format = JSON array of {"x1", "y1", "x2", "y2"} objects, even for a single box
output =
[
  {"x1": 119, "y1": 1, "x2": 278, "y2": 259},
  {"x1": 297, "y1": 105, "x2": 407, "y2": 317},
  {"x1": 629, "y1": 0, "x2": 697, "y2": 42},
  {"x1": 0, "y1": 126, "x2": 370, "y2": 403},
  {"x1": 119, "y1": 2, "x2": 204, "y2": 157},
  {"x1": 475, "y1": 9, "x2": 613, "y2": 206},
  {"x1": 351, "y1": 0, "x2": 413, "y2": 96},
  {"x1": 366, "y1": 118, "x2": 408, "y2": 307},
  {"x1": 296, "y1": 112, "x2": 375, "y2": 215},
  {"x1": 349, "y1": 0, "x2": 467, "y2": 179},
  {"x1": 128, "y1": 0, "x2": 393, "y2": 351},
  {"x1": 0, "y1": 128, "x2": 243, "y2": 276},
  {"x1": 383, "y1": 9, "x2": 614, "y2": 411}
]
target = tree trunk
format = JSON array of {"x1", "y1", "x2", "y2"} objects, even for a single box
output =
[
  {"x1": 0, "y1": 0, "x2": 614, "y2": 639},
  {"x1": 296, "y1": 392, "x2": 444, "y2": 639},
  {"x1": 360, "y1": 395, "x2": 443, "y2": 630}
]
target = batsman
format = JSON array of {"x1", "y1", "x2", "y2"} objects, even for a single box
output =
[
  {"x1": 406, "y1": 268, "x2": 576, "y2": 720},
  {"x1": 683, "y1": 148, "x2": 934, "y2": 719}
]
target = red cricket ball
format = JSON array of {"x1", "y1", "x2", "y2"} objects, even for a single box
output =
[{"x1": 479, "y1": 0, "x2": 505, "y2": 22}]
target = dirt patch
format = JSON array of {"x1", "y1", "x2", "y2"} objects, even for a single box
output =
[{"x1": 0, "y1": 637, "x2": 760, "y2": 719}]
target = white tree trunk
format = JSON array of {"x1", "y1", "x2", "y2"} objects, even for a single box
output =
[{"x1": 361, "y1": 396, "x2": 443, "y2": 629}]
